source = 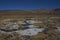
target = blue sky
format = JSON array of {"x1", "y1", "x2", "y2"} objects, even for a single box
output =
[{"x1": 0, "y1": 0, "x2": 60, "y2": 10}]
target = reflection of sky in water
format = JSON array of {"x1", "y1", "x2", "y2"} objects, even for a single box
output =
[
  {"x1": 0, "y1": 19, "x2": 45, "y2": 36},
  {"x1": 16, "y1": 28, "x2": 45, "y2": 36},
  {"x1": 55, "y1": 24, "x2": 60, "y2": 32},
  {"x1": 0, "y1": 28, "x2": 45, "y2": 36},
  {"x1": 57, "y1": 26, "x2": 60, "y2": 31}
]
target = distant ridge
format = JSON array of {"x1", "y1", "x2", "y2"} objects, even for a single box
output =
[{"x1": 0, "y1": 9, "x2": 60, "y2": 15}]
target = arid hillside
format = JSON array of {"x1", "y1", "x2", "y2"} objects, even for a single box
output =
[{"x1": 0, "y1": 9, "x2": 60, "y2": 15}]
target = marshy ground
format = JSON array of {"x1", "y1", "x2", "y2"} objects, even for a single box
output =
[{"x1": 0, "y1": 9, "x2": 60, "y2": 40}]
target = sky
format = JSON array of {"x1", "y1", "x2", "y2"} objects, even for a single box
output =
[{"x1": 0, "y1": 0, "x2": 60, "y2": 10}]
